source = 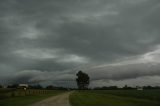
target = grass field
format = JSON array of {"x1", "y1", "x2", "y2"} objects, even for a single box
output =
[
  {"x1": 70, "y1": 90, "x2": 160, "y2": 106},
  {"x1": 0, "y1": 90, "x2": 65, "y2": 106},
  {"x1": 91, "y1": 90, "x2": 160, "y2": 101}
]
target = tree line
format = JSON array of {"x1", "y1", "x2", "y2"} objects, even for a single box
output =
[
  {"x1": 0, "y1": 84, "x2": 68, "y2": 90},
  {"x1": 1, "y1": 70, "x2": 160, "y2": 90}
]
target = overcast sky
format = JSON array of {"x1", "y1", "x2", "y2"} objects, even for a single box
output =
[{"x1": 0, "y1": 0, "x2": 160, "y2": 87}]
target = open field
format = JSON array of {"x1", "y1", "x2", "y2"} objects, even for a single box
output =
[
  {"x1": 0, "y1": 89, "x2": 65, "y2": 106},
  {"x1": 70, "y1": 90, "x2": 160, "y2": 106},
  {"x1": 91, "y1": 90, "x2": 160, "y2": 101}
]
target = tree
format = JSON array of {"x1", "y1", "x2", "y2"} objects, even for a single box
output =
[
  {"x1": 76, "y1": 71, "x2": 90, "y2": 90},
  {"x1": 7, "y1": 84, "x2": 18, "y2": 88},
  {"x1": 0, "y1": 84, "x2": 2, "y2": 88},
  {"x1": 122, "y1": 85, "x2": 133, "y2": 90},
  {"x1": 29, "y1": 84, "x2": 43, "y2": 89},
  {"x1": 46, "y1": 85, "x2": 54, "y2": 90}
]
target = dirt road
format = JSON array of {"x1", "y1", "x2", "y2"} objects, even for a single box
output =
[{"x1": 30, "y1": 92, "x2": 71, "y2": 106}]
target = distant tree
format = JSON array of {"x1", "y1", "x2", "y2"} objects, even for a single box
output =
[
  {"x1": 29, "y1": 84, "x2": 43, "y2": 89},
  {"x1": 143, "y1": 86, "x2": 160, "y2": 90},
  {"x1": 123, "y1": 85, "x2": 128, "y2": 89},
  {"x1": 46, "y1": 85, "x2": 67, "y2": 90},
  {"x1": 7, "y1": 84, "x2": 18, "y2": 88},
  {"x1": 0, "y1": 84, "x2": 2, "y2": 88},
  {"x1": 94, "y1": 86, "x2": 118, "y2": 90},
  {"x1": 46, "y1": 85, "x2": 54, "y2": 90},
  {"x1": 76, "y1": 71, "x2": 90, "y2": 90},
  {"x1": 122, "y1": 85, "x2": 133, "y2": 90}
]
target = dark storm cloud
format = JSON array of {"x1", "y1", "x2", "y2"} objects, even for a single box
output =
[
  {"x1": 9, "y1": 70, "x2": 75, "y2": 84},
  {"x1": 0, "y1": 0, "x2": 160, "y2": 86},
  {"x1": 89, "y1": 62, "x2": 160, "y2": 81}
]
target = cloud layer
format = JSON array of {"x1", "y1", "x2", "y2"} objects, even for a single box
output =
[{"x1": 0, "y1": 0, "x2": 160, "y2": 87}]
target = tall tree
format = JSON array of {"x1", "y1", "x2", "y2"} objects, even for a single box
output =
[{"x1": 76, "y1": 71, "x2": 90, "y2": 90}]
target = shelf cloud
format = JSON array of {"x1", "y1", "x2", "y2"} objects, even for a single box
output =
[{"x1": 0, "y1": 0, "x2": 160, "y2": 87}]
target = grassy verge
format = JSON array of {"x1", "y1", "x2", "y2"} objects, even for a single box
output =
[
  {"x1": 91, "y1": 90, "x2": 160, "y2": 101},
  {"x1": 70, "y1": 91, "x2": 160, "y2": 106},
  {"x1": 0, "y1": 90, "x2": 65, "y2": 106}
]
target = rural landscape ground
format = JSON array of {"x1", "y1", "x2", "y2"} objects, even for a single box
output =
[
  {"x1": 70, "y1": 90, "x2": 160, "y2": 106},
  {"x1": 1, "y1": 89, "x2": 160, "y2": 106}
]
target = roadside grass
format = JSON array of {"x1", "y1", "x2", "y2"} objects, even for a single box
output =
[
  {"x1": 0, "y1": 90, "x2": 65, "y2": 106},
  {"x1": 70, "y1": 91, "x2": 160, "y2": 106},
  {"x1": 91, "y1": 90, "x2": 160, "y2": 101}
]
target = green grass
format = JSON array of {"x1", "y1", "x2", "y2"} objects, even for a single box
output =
[
  {"x1": 70, "y1": 90, "x2": 160, "y2": 106},
  {"x1": 89, "y1": 90, "x2": 160, "y2": 101},
  {"x1": 0, "y1": 90, "x2": 65, "y2": 106}
]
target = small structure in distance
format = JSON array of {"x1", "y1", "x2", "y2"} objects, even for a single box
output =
[{"x1": 18, "y1": 84, "x2": 29, "y2": 90}]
